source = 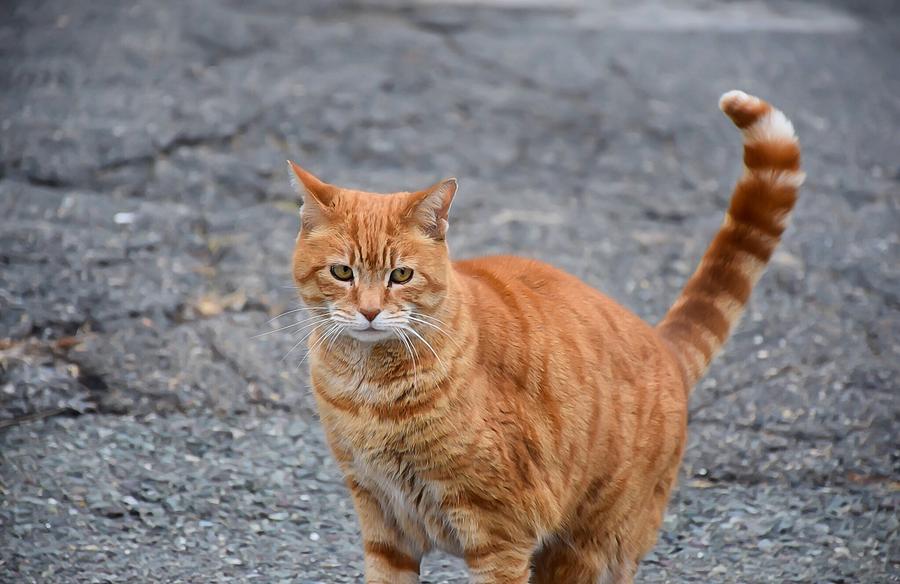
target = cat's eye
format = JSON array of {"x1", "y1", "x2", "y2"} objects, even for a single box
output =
[
  {"x1": 389, "y1": 267, "x2": 414, "y2": 285},
  {"x1": 330, "y1": 264, "x2": 354, "y2": 282}
]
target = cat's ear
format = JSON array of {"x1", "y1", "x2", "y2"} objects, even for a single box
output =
[
  {"x1": 287, "y1": 160, "x2": 336, "y2": 229},
  {"x1": 407, "y1": 178, "x2": 457, "y2": 240}
]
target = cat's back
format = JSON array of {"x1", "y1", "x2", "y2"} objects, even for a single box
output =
[
  {"x1": 454, "y1": 255, "x2": 599, "y2": 298},
  {"x1": 452, "y1": 254, "x2": 680, "y2": 387},
  {"x1": 453, "y1": 254, "x2": 638, "y2": 327}
]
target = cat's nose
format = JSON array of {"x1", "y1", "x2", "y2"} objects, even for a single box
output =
[{"x1": 360, "y1": 308, "x2": 381, "y2": 322}]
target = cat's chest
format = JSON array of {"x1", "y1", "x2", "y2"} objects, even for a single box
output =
[{"x1": 351, "y1": 446, "x2": 462, "y2": 554}]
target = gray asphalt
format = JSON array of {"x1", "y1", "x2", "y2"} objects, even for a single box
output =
[{"x1": 1, "y1": 0, "x2": 898, "y2": 582}]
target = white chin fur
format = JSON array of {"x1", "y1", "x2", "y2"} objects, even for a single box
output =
[{"x1": 345, "y1": 328, "x2": 395, "y2": 343}]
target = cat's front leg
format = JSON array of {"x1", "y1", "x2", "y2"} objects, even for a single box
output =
[
  {"x1": 464, "y1": 541, "x2": 534, "y2": 584},
  {"x1": 362, "y1": 540, "x2": 420, "y2": 584},
  {"x1": 345, "y1": 477, "x2": 422, "y2": 584}
]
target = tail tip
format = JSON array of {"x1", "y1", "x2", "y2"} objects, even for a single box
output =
[
  {"x1": 719, "y1": 90, "x2": 773, "y2": 130},
  {"x1": 719, "y1": 89, "x2": 755, "y2": 111}
]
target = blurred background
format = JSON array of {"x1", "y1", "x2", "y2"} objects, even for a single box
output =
[{"x1": 1, "y1": 0, "x2": 898, "y2": 582}]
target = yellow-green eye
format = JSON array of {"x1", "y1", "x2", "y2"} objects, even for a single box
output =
[
  {"x1": 330, "y1": 264, "x2": 354, "y2": 281},
  {"x1": 389, "y1": 267, "x2": 414, "y2": 285}
]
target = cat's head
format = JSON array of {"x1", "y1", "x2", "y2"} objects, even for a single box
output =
[{"x1": 288, "y1": 161, "x2": 457, "y2": 344}]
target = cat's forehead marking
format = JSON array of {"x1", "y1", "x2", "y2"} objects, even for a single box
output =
[{"x1": 338, "y1": 190, "x2": 411, "y2": 271}]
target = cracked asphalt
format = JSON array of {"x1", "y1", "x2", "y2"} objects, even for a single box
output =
[{"x1": 1, "y1": 0, "x2": 898, "y2": 582}]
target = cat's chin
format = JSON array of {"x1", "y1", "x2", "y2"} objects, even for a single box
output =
[{"x1": 345, "y1": 328, "x2": 395, "y2": 344}]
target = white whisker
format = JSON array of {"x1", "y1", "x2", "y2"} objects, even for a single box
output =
[
  {"x1": 297, "y1": 323, "x2": 340, "y2": 369},
  {"x1": 291, "y1": 321, "x2": 330, "y2": 348},
  {"x1": 288, "y1": 316, "x2": 343, "y2": 337},
  {"x1": 406, "y1": 331, "x2": 421, "y2": 389},
  {"x1": 297, "y1": 323, "x2": 342, "y2": 369},
  {"x1": 323, "y1": 325, "x2": 345, "y2": 356},
  {"x1": 253, "y1": 314, "x2": 331, "y2": 339},
  {"x1": 405, "y1": 316, "x2": 463, "y2": 350},
  {"x1": 266, "y1": 306, "x2": 329, "y2": 325},
  {"x1": 409, "y1": 311, "x2": 450, "y2": 327},
  {"x1": 403, "y1": 326, "x2": 445, "y2": 370},
  {"x1": 392, "y1": 329, "x2": 418, "y2": 390},
  {"x1": 281, "y1": 320, "x2": 330, "y2": 362}
]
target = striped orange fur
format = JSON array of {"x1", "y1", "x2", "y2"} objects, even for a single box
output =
[{"x1": 286, "y1": 90, "x2": 802, "y2": 583}]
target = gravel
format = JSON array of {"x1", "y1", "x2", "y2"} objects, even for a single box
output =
[{"x1": 1, "y1": 0, "x2": 898, "y2": 582}]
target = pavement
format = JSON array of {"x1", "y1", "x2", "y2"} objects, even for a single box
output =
[{"x1": 1, "y1": 0, "x2": 898, "y2": 582}]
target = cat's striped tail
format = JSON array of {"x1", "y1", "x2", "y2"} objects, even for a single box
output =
[{"x1": 658, "y1": 90, "x2": 804, "y2": 388}]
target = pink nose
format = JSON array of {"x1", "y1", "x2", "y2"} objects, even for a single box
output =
[{"x1": 360, "y1": 308, "x2": 381, "y2": 322}]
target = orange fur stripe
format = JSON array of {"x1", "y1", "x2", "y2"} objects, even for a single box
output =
[
  {"x1": 363, "y1": 542, "x2": 420, "y2": 574},
  {"x1": 711, "y1": 221, "x2": 777, "y2": 264},
  {"x1": 464, "y1": 542, "x2": 511, "y2": 565},
  {"x1": 744, "y1": 141, "x2": 801, "y2": 171},
  {"x1": 682, "y1": 261, "x2": 753, "y2": 305},
  {"x1": 728, "y1": 185, "x2": 794, "y2": 238},
  {"x1": 665, "y1": 297, "x2": 730, "y2": 342}
]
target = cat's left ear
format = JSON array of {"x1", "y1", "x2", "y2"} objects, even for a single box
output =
[
  {"x1": 287, "y1": 160, "x2": 337, "y2": 230},
  {"x1": 407, "y1": 178, "x2": 457, "y2": 240}
]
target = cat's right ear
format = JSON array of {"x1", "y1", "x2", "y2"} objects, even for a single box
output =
[
  {"x1": 287, "y1": 160, "x2": 336, "y2": 230},
  {"x1": 406, "y1": 178, "x2": 457, "y2": 241}
]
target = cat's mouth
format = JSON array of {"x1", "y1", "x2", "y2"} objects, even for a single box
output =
[{"x1": 345, "y1": 327, "x2": 395, "y2": 343}]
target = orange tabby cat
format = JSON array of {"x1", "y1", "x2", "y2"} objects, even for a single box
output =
[{"x1": 286, "y1": 90, "x2": 802, "y2": 583}]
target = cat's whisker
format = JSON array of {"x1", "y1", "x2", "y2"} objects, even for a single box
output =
[
  {"x1": 392, "y1": 329, "x2": 418, "y2": 389},
  {"x1": 281, "y1": 319, "x2": 330, "y2": 363},
  {"x1": 288, "y1": 316, "x2": 343, "y2": 337},
  {"x1": 266, "y1": 306, "x2": 329, "y2": 325},
  {"x1": 405, "y1": 316, "x2": 442, "y2": 330},
  {"x1": 405, "y1": 316, "x2": 463, "y2": 350},
  {"x1": 253, "y1": 314, "x2": 332, "y2": 339},
  {"x1": 330, "y1": 311, "x2": 358, "y2": 323},
  {"x1": 401, "y1": 329, "x2": 420, "y2": 390},
  {"x1": 409, "y1": 311, "x2": 450, "y2": 327},
  {"x1": 280, "y1": 315, "x2": 337, "y2": 362},
  {"x1": 403, "y1": 326, "x2": 445, "y2": 370},
  {"x1": 295, "y1": 325, "x2": 334, "y2": 369},
  {"x1": 281, "y1": 339, "x2": 307, "y2": 363},
  {"x1": 274, "y1": 317, "x2": 336, "y2": 340},
  {"x1": 296, "y1": 318, "x2": 336, "y2": 344},
  {"x1": 323, "y1": 324, "x2": 346, "y2": 355},
  {"x1": 299, "y1": 323, "x2": 344, "y2": 369}
]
